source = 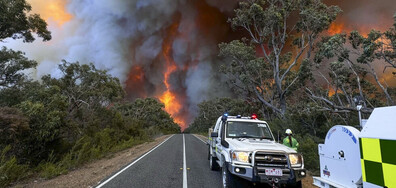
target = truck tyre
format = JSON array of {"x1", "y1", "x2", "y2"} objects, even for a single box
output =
[
  {"x1": 287, "y1": 181, "x2": 302, "y2": 188},
  {"x1": 209, "y1": 155, "x2": 219, "y2": 171},
  {"x1": 222, "y1": 162, "x2": 237, "y2": 188},
  {"x1": 208, "y1": 146, "x2": 210, "y2": 160}
]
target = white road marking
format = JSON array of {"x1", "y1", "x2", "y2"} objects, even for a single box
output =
[
  {"x1": 96, "y1": 135, "x2": 174, "y2": 188},
  {"x1": 183, "y1": 134, "x2": 188, "y2": 188},
  {"x1": 192, "y1": 134, "x2": 207, "y2": 144}
]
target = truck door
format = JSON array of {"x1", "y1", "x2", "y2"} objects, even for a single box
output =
[{"x1": 215, "y1": 121, "x2": 225, "y2": 160}]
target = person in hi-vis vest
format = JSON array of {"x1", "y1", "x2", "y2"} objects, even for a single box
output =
[{"x1": 283, "y1": 129, "x2": 299, "y2": 151}]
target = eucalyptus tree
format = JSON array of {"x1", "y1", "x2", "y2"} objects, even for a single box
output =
[
  {"x1": 310, "y1": 15, "x2": 396, "y2": 112},
  {"x1": 42, "y1": 61, "x2": 125, "y2": 118},
  {"x1": 219, "y1": 0, "x2": 340, "y2": 117},
  {"x1": 0, "y1": 47, "x2": 37, "y2": 88}
]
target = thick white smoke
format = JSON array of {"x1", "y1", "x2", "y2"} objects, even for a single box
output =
[
  {"x1": 5, "y1": 0, "x2": 185, "y2": 79},
  {"x1": 2, "y1": 0, "x2": 236, "y2": 125}
]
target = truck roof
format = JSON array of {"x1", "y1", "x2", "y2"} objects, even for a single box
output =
[
  {"x1": 226, "y1": 118, "x2": 268, "y2": 124},
  {"x1": 213, "y1": 115, "x2": 269, "y2": 131},
  {"x1": 359, "y1": 106, "x2": 396, "y2": 140}
]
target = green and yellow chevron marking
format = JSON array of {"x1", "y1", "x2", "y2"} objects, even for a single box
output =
[{"x1": 360, "y1": 137, "x2": 396, "y2": 187}]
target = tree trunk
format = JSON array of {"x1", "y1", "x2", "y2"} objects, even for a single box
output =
[{"x1": 368, "y1": 63, "x2": 394, "y2": 105}]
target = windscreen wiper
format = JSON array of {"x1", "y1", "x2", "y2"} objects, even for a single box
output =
[
  {"x1": 238, "y1": 135, "x2": 256, "y2": 138},
  {"x1": 260, "y1": 137, "x2": 273, "y2": 141}
]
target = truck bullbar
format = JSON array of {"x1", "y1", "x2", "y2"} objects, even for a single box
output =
[{"x1": 254, "y1": 152, "x2": 289, "y2": 174}]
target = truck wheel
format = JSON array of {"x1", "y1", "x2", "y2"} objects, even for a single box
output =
[
  {"x1": 208, "y1": 146, "x2": 210, "y2": 160},
  {"x1": 287, "y1": 181, "x2": 302, "y2": 188},
  {"x1": 221, "y1": 162, "x2": 237, "y2": 188},
  {"x1": 209, "y1": 155, "x2": 219, "y2": 171}
]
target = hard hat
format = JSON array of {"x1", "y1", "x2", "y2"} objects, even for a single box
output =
[{"x1": 285, "y1": 129, "x2": 292, "y2": 134}]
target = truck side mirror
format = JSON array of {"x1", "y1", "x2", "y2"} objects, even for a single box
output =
[
  {"x1": 211, "y1": 132, "x2": 218, "y2": 137},
  {"x1": 221, "y1": 140, "x2": 229, "y2": 148}
]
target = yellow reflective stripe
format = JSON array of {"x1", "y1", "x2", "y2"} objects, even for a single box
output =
[
  {"x1": 361, "y1": 159, "x2": 366, "y2": 182},
  {"x1": 361, "y1": 138, "x2": 396, "y2": 187},
  {"x1": 361, "y1": 138, "x2": 382, "y2": 162},
  {"x1": 383, "y1": 163, "x2": 396, "y2": 187}
]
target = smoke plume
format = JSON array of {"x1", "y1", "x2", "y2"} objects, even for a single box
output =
[
  {"x1": 3, "y1": 0, "x2": 395, "y2": 129},
  {"x1": 3, "y1": 0, "x2": 238, "y2": 129}
]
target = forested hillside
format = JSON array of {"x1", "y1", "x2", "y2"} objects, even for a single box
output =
[{"x1": 186, "y1": 1, "x2": 396, "y2": 173}]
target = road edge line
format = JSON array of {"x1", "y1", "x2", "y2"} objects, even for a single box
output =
[
  {"x1": 192, "y1": 134, "x2": 207, "y2": 144},
  {"x1": 183, "y1": 134, "x2": 188, "y2": 188},
  {"x1": 96, "y1": 134, "x2": 174, "y2": 188}
]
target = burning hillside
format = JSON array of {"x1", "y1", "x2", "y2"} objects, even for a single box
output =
[{"x1": 3, "y1": 0, "x2": 396, "y2": 130}]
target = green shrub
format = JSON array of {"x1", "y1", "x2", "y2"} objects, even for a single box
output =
[
  {"x1": 0, "y1": 146, "x2": 28, "y2": 187},
  {"x1": 298, "y1": 135, "x2": 320, "y2": 175},
  {"x1": 37, "y1": 152, "x2": 67, "y2": 179},
  {"x1": 112, "y1": 137, "x2": 147, "y2": 152},
  {"x1": 38, "y1": 162, "x2": 67, "y2": 179}
]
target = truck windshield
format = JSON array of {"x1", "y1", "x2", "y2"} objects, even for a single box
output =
[{"x1": 226, "y1": 121, "x2": 273, "y2": 140}]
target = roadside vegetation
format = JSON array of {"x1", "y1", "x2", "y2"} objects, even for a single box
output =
[
  {"x1": 186, "y1": 0, "x2": 396, "y2": 175},
  {"x1": 0, "y1": 1, "x2": 180, "y2": 186},
  {"x1": 0, "y1": 59, "x2": 180, "y2": 186}
]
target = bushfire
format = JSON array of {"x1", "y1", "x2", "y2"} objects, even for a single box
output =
[
  {"x1": 159, "y1": 21, "x2": 186, "y2": 128},
  {"x1": 20, "y1": 0, "x2": 396, "y2": 131}
]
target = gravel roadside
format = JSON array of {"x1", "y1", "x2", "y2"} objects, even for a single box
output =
[{"x1": 12, "y1": 135, "x2": 172, "y2": 188}]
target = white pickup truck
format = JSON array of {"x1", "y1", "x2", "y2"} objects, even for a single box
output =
[{"x1": 208, "y1": 114, "x2": 306, "y2": 188}]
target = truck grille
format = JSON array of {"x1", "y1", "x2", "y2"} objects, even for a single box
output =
[{"x1": 254, "y1": 152, "x2": 289, "y2": 175}]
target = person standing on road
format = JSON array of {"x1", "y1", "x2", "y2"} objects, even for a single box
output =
[{"x1": 283, "y1": 129, "x2": 299, "y2": 151}]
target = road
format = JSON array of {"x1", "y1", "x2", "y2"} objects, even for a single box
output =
[{"x1": 96, "y1": 134, "x2": 224, "y2": 188}]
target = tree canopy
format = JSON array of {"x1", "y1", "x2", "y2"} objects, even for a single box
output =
[
  {"x1": 0, "y1": 0, "x2": 51, "y2": 42},
  {"x1": 0, "y1": 47, "x2": 37, "y2": 88},
  {"x1": 309, "y1": 20, "x2": 396, "y2": 113},
  {"x1": 219, "y1": 0, "x2": 341, "y2": 117}
]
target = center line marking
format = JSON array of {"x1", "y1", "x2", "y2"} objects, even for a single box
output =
[{"x1": 183, "y1": 134, "x2": 188, "y2": 188}]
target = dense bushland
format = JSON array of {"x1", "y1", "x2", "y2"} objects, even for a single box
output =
[{"x1": 0, "y1": 60, "x2": 180, "y2": 187}]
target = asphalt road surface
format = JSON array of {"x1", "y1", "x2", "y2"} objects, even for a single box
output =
[{"x1": 96, "y1": 134, "x2": 225, "y2": 188}]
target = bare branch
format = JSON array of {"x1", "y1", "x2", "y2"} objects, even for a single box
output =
[
  {"x1": 280, "y1": 43, "x2": 308, "y2": 82},
  {"x1": 305, "y1": 88, "x2": 373, "y2": 113},
  {"x1": 254, "y1": 88, "x2": 283, "y2": 116}
]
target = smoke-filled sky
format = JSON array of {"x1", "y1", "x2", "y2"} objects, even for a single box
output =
[{"x1": 2, "y1": 0, "x2": 396, "y2": 129}]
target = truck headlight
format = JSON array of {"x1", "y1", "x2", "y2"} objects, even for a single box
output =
[
  {"x1": 289, "y1": 154, "x2": 303, "y2": 168},
  {"x1": 232, "y1": 151, "x2": 250, "y2": 163}
]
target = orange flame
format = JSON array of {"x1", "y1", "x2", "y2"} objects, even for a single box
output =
[
  {"x1": 328, "y1": 87, "x2": 336, "y2": 97},
  {"x1": 328, "y1": 22, "x2": 345, "y2": 35},
  {"x1": 158, "y1": 21, "x2": 187, "y2": 130}
]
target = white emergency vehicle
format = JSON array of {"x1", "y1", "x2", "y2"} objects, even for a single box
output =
[
  {"x1": 208, "y1": 114, "x2": 306, "y2": 188},
  {"x1": 313, "y1": 106, "x2": 396, "y2": 188}
]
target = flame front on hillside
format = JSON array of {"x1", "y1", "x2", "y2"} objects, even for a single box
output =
[
  {"x1": 328, "y1": 22, "x2": 345, "y2": 35},
  {"x1": 158, "y1": 21, "x2": 187, "y2": 130}
]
